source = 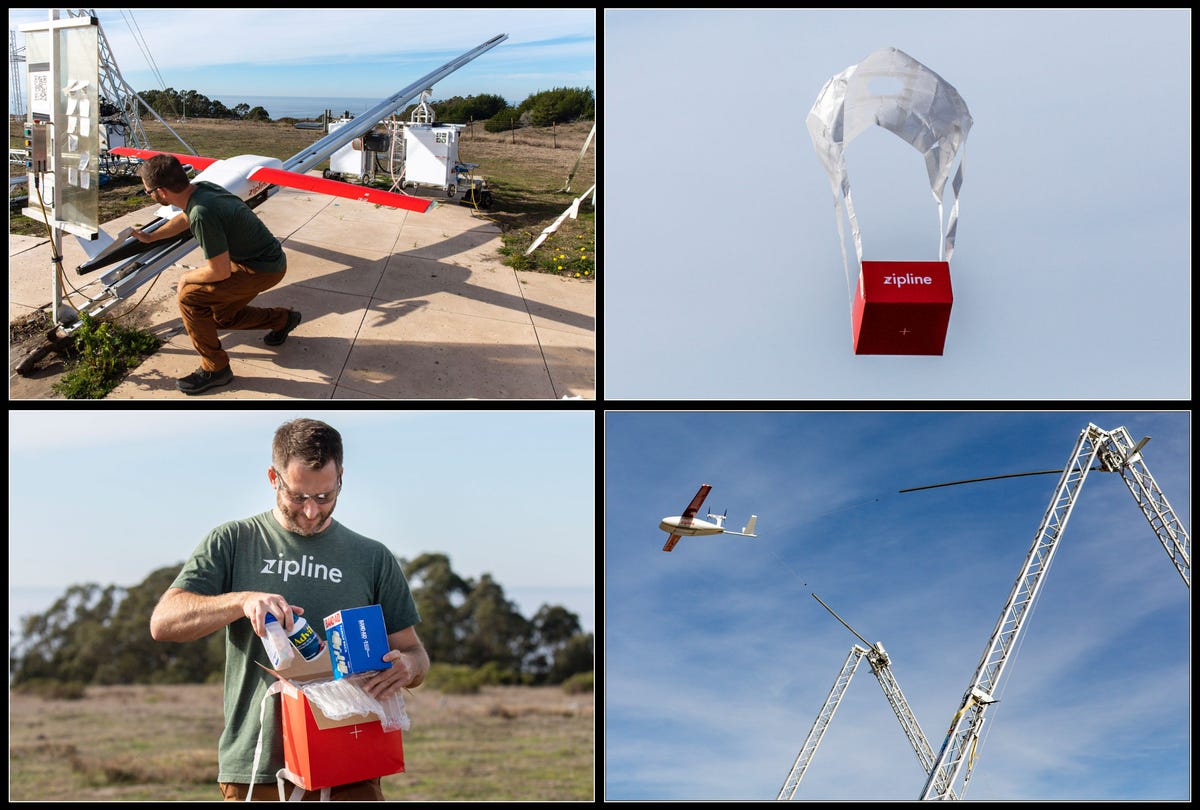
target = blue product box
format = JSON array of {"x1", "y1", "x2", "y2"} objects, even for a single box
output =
[{"x1": 323, "y1": 604, "x2": 390, "y2": 680}]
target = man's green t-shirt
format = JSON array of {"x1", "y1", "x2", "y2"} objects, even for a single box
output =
[
  {"x1": 185, "y1": 181, "x2": 286, "y2": 273},
  {"x1": 170, "y1": 510, "x2": 420, "y2": 784}
]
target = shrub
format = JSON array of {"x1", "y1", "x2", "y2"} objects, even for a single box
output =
[
  {"x1": 561, "y1": 672, "x2": 593, "y2": 694},
  {"x1": 424, "y1": 664, "x2": 482, "y2": 694},
  {"x1": 51, "y1": 311, "x2": 160, "y2": 399}
]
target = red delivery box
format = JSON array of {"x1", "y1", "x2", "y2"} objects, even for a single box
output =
[
  {"x1": 278, "y1": 677, "x2": 405, "y2": 790},
  {"x1": 851, "y1": 261, "x2": 953, "y2": 355}
]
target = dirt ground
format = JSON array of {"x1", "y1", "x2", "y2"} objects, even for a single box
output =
[
  {"x1": 8, "y1": 300, "x2": 167, "y2": 399},
  {"x1": 9, "y1": 307, "x2": 83, "y2": 399}
]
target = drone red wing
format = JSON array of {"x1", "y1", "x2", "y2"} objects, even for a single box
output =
[
  {"x1": 247, "y1": 166, "x2": 435, "y2": 213},
  {"x1": 109, "y1": 146, "x2": 219, "y2": 171},
  {"x1": 663, "y1": 534, "x2": 682, "y2": 553},
  {"x1": 681, "y1": 484, "x2": 712, "y2": 520}
]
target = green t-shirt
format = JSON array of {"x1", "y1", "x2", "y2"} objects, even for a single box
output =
[
  {"x1": 185, "y1": 181, "x2": 286, "y2": 273},
  {"x1": 170, "y1": 510, "x2": 421, "y2": 784}
]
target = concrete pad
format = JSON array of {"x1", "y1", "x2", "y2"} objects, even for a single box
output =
[
  {"x1": 514, "y1": 271, "x2": 596, "y2": 336},
  {"x1": 106, "y1": 285, "x2": 370, "y2": 398},
  {"x1": 279, "y1": 240, "x2": 391, "y2": 300},
  {"x1": 376, "y1": 253, "x2": 532, "y2": 326},
  {"x1": 535, "y1": 328, "x2": 596, "y2": 399},
  {"x1": 337, "y1": 307, "x2": 556, "y2": 399},
  {"x1": 12, "y1": 186, "x2": 594, "y2": 400},
  {"x1": 291, "y1": 205, "x2": 407, "y2": 255},
  {"x1": 9, "y1": 234, "x2": 48, "y2": 257},
  {"x1": 253, "y1": 187, "x2": 336, "y2": 240}
]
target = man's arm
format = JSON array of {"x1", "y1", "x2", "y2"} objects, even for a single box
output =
[
  {"x1": 132, "y1": 208, "x2": 231, "y2": 284},
  {"x1": 391, "y1": 626, "x2": 430, "y2": 689},
  {"x1": 149, "y1": 587, "x2": 304, "y2": 643},
  {"x1": 180, "y1": 250, "x2": 233, "y2": 285},
  {"x1": 361, "y1": 626, "x2": 430, "y2": 699}
]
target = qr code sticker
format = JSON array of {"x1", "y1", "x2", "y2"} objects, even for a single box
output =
[{"x1": 32, "y1": 73, "x2": 49, "y2": 104}]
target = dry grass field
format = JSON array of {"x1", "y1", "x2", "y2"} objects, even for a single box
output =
[
  {"x1": 9, "y1": 116, "x2": 596, "y2": 236},
  {"x1": 9, "y1": 682, "x2": 594, "y2": 801}
]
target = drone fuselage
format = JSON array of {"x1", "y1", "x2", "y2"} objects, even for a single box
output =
[{"x1": 658, "y1": 516, "x2": 724, "y2": 537}]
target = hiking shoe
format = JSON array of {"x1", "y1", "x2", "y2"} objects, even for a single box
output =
[
  {"x1": 177, "y1": 365, "x2": 233, "y2": 395},
  {"x1": 265, "y1": 310, "x2": 302, "y2": 346}
]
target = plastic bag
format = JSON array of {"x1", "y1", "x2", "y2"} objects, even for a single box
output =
[{"x1": 298, "y1": 674, "x2": 411, "y2": 733}]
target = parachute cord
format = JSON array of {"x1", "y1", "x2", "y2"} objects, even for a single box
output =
[
  {"x1": 761, "y1": 493, "x2": 887, "y2": 591},
  {"x1": 831, "y1": 191, "x2": 854, "y2": 303},
  {"x1": 943, "y1": 146, "x2": 966, "y2": 262},
  {"x1": 765, "y1": 545, "x2": 809, "y2": 590}
]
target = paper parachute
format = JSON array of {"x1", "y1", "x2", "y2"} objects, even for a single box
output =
[{"x1": 807, "y1": 47, "x2": 973, "y2": 295}]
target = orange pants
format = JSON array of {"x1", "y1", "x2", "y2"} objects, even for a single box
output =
[
  {"x1": 218, "y1": 778, "x2": 384, "y2": 801},
  {"x1": 177, "y1": 262, "x2": 290, "y2": 372}
]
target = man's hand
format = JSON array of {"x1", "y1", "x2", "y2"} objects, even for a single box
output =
[
  {"x1": 240, "y1": 592, "x2": 304, "y2": 637},
  {"x1": 360, "y1": 650, "x2": 418, "y2": 700},
  {"x1": 360, "y1": 627, "x2": 429, "y2": 699},
  {"x1": 134, "y1": 212, "x2": 190, "y2": 245}
]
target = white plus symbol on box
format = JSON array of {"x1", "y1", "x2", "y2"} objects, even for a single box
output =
[
  {"x1": 899, "y1": 328, "x2": 911, "y2": 336},
  {"x1": 349, "y1": 726, "x2": 364, "y2": 740}
]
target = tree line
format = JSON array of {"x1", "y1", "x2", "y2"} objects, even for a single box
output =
[
  {"x1": 411, "y1": 87, "x2": 595, "y2": 132},
  {"x1": 136, "y1": 88, "x2": 265, "y2": 122},
  {"x1": 9, "y1": 553, "x2": 592, "y2": 688},
  {"x1": 134, "y1": 86, "x2": 595, "y2": 129}
]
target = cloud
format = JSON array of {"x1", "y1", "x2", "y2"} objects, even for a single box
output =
[{"x1": 9, "y1": 9, "x2": 594, "y2": 104}]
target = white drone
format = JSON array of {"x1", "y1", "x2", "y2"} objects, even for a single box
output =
[{"x1": 658, "y1": 484, "x2": 758, "y2": 552}]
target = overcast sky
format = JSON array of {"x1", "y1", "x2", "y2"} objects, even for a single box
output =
[
  {"x1": 9, "y1": 410, "x2": 594, "y2": 636},
  {"x1": 605, "y1": 411, "x2": 1189, "y2": 800},
  {"x1": 9, "y1": 8, "x2": 594, "y2": 109},
  {"x1": 604, "y1": 10, "x2": 1191, "y2": 399}
]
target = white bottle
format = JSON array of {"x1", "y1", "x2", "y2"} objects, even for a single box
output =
[{"x1": 262, "y1": 615, "x2": 296, "y2": 668}]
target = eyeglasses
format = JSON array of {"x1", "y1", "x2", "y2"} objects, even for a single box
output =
[
  {"x1": 143, "y1": 186, "x2": 160, "y2": 197},
  {"x1": 272, "y1": 467, "x2": 342, "y2": 506}
]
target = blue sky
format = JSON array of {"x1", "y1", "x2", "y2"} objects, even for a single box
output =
[
  {"x1": 9, "y1": 411, "x2": 594, "y2": 637},
  {"x1": 605, "y1": 412, "x2": 1189, "y2": 800},
  {"x1": 9, "y1": 9, "x2": 594, "y2": 109},
  {"x1": 604, "y1": 10, "x2": 1191, "y2": 398}
]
